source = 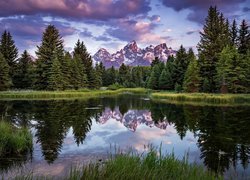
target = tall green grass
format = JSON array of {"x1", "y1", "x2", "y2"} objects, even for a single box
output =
[
  {"x1": 0, "y1": 121, "x2": 32, "y2": 156},
  {"x1": 152, "y1": 92, "x2": 250, "y2": 106},
  {"x1": 14, "y1": 148, "x2": 222, "y2": 180},
  {"x1": 0, "y1": 88, "x2": 148, "y2": 100}
]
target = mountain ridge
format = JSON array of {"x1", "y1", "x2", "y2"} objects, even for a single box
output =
[{"x1": 93, "y1": 40, "x2": 176, "y2": 68}]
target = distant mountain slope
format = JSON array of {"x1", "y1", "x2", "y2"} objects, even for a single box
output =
[{"x1": 93, "y1": 40, "x2": 176, "y2": 68}]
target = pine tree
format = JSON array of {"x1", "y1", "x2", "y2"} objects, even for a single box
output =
[
  {"x1": 159, "y1": 68, "x2": 172, "y2": 90},
  {"x1": 0, "y1": 30, "x2": 18, "y2": 82},
  {"x1": 14, "y1": 50, "x2": 34, "y2": 89},
  {"x1": 147, "y1": 65, "x2": 161, "y2": 89},
  {"x1": 118, "y1": 63, "x2": 129, "y2": 85},
  {"x1": 73, "y1": 40, "x2": 93, "y2": 86},
  {"x1": 217, "y1": 46, "x2": 249, "y2": 93},
  {"x1": 151, "y1": 57, "x2": 160, "y2": 67},
  {"x1": 238, "y1": 20, "x2": 250, "y2": 54},
  {"x1": 172, "y1": 45, "x2": 189, "y2": 88},
  {"x1": 230, "y1": 19, "x2": 238, "y2": 46},
  {"x1": 72, "y1": 55, "x2": 88, "y2": 89},
  {"x1": 61, "y1": 52, "x2": 72, "y2": 89},
  {"x1": 48, "y1": 54, "x2": 64, "y2": 91},
  {"x1": 197, "y1": 6, "x2": 230, "y2": 92},
  {"x1": 0, "y1": 53, "x2": 11, "y2": 91},
  {"x1": 35, "y1": 25, "x2": 64, "y2": 90},
  {"x1": 183, "y1": 59, "x2": 201, "y2": 93}
]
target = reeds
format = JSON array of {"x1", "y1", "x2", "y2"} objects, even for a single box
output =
[
  {"x1": 0, "y1": 121, "x2": 32, "y2": 156},
  {"x1": 151, "y1": 92, "x2": 250, "y2": 106},
  {"x1": 0, "y1": 88, "x2": 148, "y2": 100},
  {"x1": 14, "y1": 148, "x2": 222, "y2": 180}
]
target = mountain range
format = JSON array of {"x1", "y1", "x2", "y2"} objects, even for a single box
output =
[
  {"x1": 98, "y1": 107, "x2": 168, "y2": 132},
  {"x1": 93, "y1": 40, "x2": 176, "y2": 68}
]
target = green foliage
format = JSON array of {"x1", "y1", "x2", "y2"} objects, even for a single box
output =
[
  {"x1": 13, "y1": 50, "x2": 34, "y2": 89},
  {"x1": 217, "y1": 46, "x2": 249, "y2": 93},
  {"x1": 16, "y1": 148, "x2": 221, "y2": 179},
  {"x1": 48, "y1": 54, "x2": 64, "y2": 90},
  {"x1": 183, "y1": 59, "x2": 201, "y2": 93},
  {"x1": 0, "y1": 30, "x2": 18, "y2": 79},
  {"x1": 108, "y1": 83, "x2": 124, "y2": 90},
  {"x1": 0, "y1": 53, "x2": 11, "y2": 91},
  {"x1": 0, "y1": 121, "x2": 32, "y2": 156},
  {"x1": 73, "y1": 39, "x2": 93, "y2": 86},
  {"x1": 175, "y1": 83, "x2": 182, "y2": 93},
  {"x1": 197, "y1": 6, "x2": 231, "y2": 92},
  {"x1": 172, "y1": 45, "x2": 189, "y2": 87},
  {"x1": 238, "y1": 20, "x2": 250, "y2": 54},
  {"x1": 35, "y1": 25, "x2": 64, "y2": 90}
]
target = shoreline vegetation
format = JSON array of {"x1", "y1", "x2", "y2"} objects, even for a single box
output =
[
  {"x1": 0, "y1": 121, "x2": 32, "y2": 157},
  {"x1": 13, "y1": 148, "x2": 222, "y2": 180},
  {"x1": 0, "y1": 88, "x2": 249, "y2": 106}
]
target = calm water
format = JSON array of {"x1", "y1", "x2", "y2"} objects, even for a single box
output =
[{"x1": 0, "y1": 94, "x2": 250, "y2": 178}]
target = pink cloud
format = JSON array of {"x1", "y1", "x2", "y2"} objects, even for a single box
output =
[{"x1": 0, "y1": 0, "x2": 151, "y2": 20}]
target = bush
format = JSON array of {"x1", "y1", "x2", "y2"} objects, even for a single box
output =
[{"x1": 107, "y1": 83, "x2": 124, "y2": 90}]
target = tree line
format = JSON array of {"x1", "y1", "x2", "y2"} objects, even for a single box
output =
[{"x1": 0, "y1": 6, "x2": 249, "y2": 93}]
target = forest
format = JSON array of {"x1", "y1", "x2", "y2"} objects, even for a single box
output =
[{"x1": 0, "y1": 6, "x2": 249, "y2": 93}]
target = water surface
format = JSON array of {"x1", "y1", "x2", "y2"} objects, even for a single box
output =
[{"x1": 0, "y1": 94, "x2": 250, "y2": 178}]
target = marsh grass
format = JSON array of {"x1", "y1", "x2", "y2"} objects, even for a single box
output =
[
  {"x1": 0, "y1": 121, "x2": 32, "y2": 157},
  {"x1": 14, "y1": 148, "x2": 222, "y2": 180},
  {"x1": 0, "y1": 88, "x2": 148, "y2": 100},
  {"x1": 152, "y1": 92, "x2": 250, "y2": 106}
]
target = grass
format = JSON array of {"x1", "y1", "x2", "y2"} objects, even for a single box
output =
[
  {"x1": 151, "y1": 92, "x2": 250, "y2": 106},
  {"x1": 13, "y1": 147, "x2": 222, "y2": 180},
  {"x1": 0, "y1": 121, "x2": 32, "y2": 157},
  {"x1": 0, "y1": 88, "x2": 148, "y2": 100},
  {"x1": 0, "y1": 88, "x2": 249, "y2": 105}
]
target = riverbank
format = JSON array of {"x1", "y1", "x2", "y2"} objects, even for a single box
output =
[
  {"x1": 13, "y1": 149, "x2": 221, "y2": 180},
  {"x1": 0, "y1": 88, "x2": 249, "y2": 106},
  {"x1": 0, "y1": 88, "x2": 148, "y2": 100},
  {"x1": 151, "y1": 92, "x2": 250, "y2": 106}
]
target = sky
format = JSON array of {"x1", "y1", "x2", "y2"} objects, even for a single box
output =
[{"x1": 0, "y1": 0, "x2": 249, "y2": 56}]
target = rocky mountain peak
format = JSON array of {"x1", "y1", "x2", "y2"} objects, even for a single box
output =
[{"x1": 93, "y1": 40, "x2": 176, "y2": 68}]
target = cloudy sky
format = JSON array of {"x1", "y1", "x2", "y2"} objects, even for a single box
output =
[{"x1": 0, "y1": 0, "x2": 249, "y2": 56}]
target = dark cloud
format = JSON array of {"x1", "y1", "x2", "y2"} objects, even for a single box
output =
[
  {"x1": 0, "y1": 15, "x2": 78, "y2": 54},
  {"x1": 243, "y1": 7, "x2": 250, "y2": 12},
  {"x1": 80, "y1": 28, "x2": 93, "y2": 37},
  {"x1": 161, "y1": 0, "x2": 247, "y2": 24},
  {"x1": 0, "y1": 0, "x2": 151, "y2": 21},
  {"x1": 105, "y1": 18, "x2": 158, "y2": 42}
]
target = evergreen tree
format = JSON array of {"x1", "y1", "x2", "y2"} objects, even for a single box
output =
[
  {"x1": 151, "y1": 57, "x2": 160, "y2": 67},
  {"x1": 35, "y1": 25, "x2": 64, "y2": 90},
  {"x1": 238, "y1": 20, "x2": 250, "y2": 54},
  {"x1": 48, "y1": 54, "x2": 64, "y2": 91},
  {"x1": 73, "y1": 40, "x2": 93, "y2": 86},
  {"x1": 197, "y1": 6, "x2": 230, "y2": 92},
  {"x1": 72, "y1": 55, "x2": 88, "y2": 89},
  {"x1": 0, "y1": 30, "x2": 18, "y2": 82},
  {"x1": 118, "y1": 63, "x2": 129, "y2": 86},
  {"x1": 172, "y1": 45, "x2": 189, "y2": 88},
  {"x1": 14, "y1": 50, "x2": 34, "y2": 89},
  {"x1": 217, "y1": 46, "x2": 249, "y2": 93},
  {"x1": 159, "y1": 68, "x2": 171, "y2": 90},
  {"x1": 183, "y1": 59, "x2": 201, "y2": 93},
  {"x1": 0, "y1": 53, "x2": 11, "y2": 91},
  {"x1": 147, "y1": 65, "x2": 161, "y2": 89},
  {"x1": 230, "y1": 19, "x2": 238, "y2": 46},
  {"x1": 61, "y1": 52, "x2": 72, "y2": 89}
]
